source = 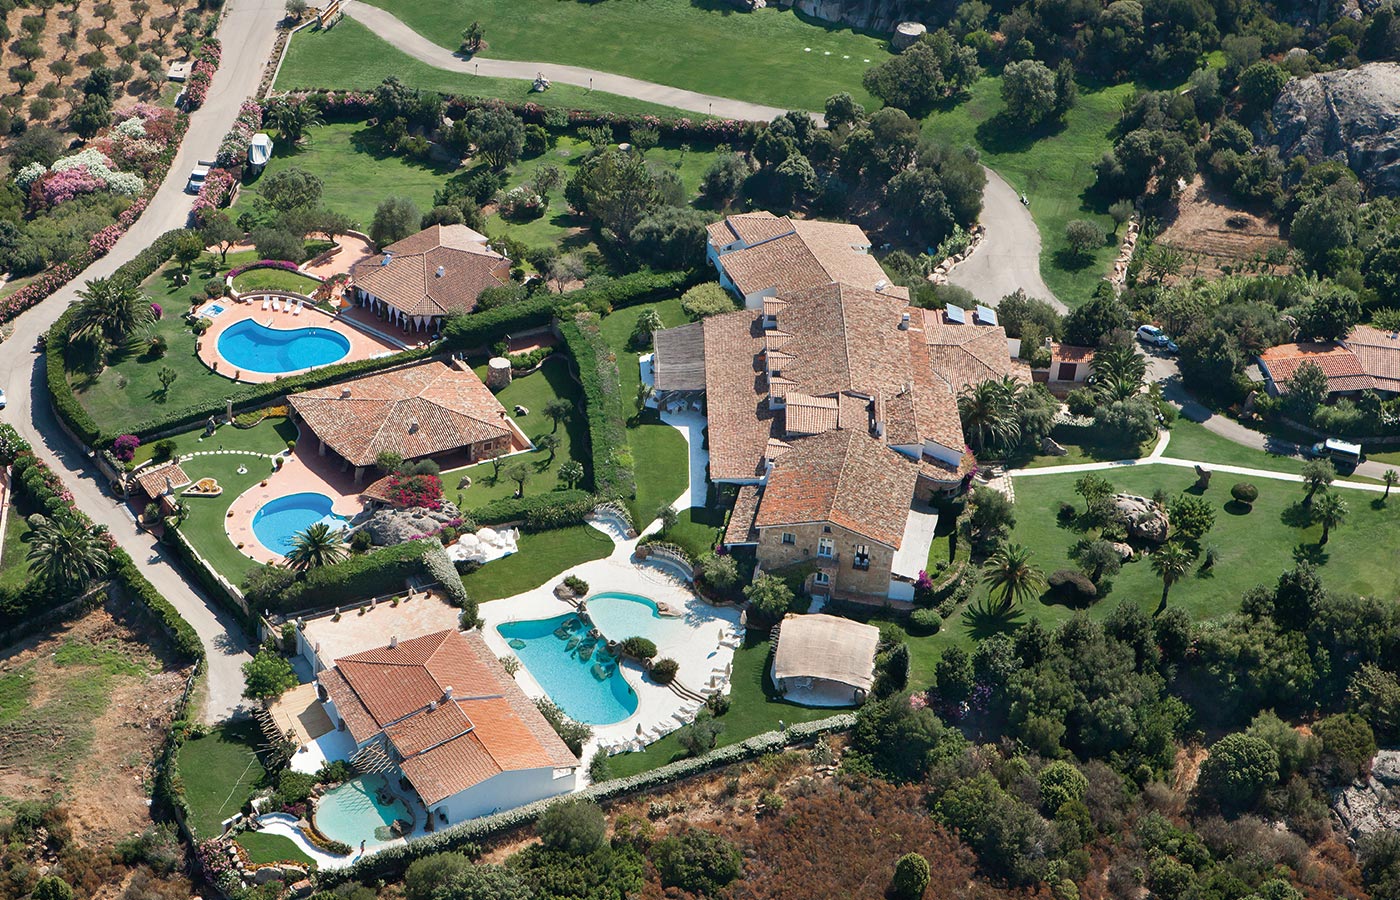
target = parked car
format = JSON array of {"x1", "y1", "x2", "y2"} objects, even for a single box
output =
[
  {"x1": 1136, "y1": 324, "x2": 1178, "y2": 353},
  {"x1": 1305, "y1": 438, "x2": 1362, "y2": 468},
  {"x1": 0, "y1": 388, "x2": 7, "y2": 410},
  {"x1": 185, "y1": 164, "x2": 210, "y2": 194}
]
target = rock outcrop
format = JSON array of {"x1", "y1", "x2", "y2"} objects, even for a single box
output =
[
  {"x1": 1264, "y1": 63, "x2": 1400, "y2": 195},
  {"x1": 1333, "y1": 750, "x2": 1400, "y2": 843},
  {"x1": 1110, "y1": 493, "x2": 1169, "y2": 543},
  {"x1": 353, "y1": 500, "x2": 464, "y2": 546}
]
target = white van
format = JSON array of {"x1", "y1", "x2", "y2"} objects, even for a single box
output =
[{"x1": 1308, "y1": 438, "x2": 1362, "y2": 467}]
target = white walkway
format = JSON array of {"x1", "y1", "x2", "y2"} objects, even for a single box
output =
[{"x1": 640, "y1": 352, "x2": 711, "y2": 516}]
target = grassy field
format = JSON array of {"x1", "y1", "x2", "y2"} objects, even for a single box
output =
[
  {"x1": 462, "y1": 525, "x2": 615, "y2": 602},
  {"x1": 157, "y1": 418, "x2": 298, "y2": 585},
  {"x1": 177, "y1": 720, "x2": 268, "y2": 838},
  {"x1": 1016, "y1": 422, "x2": 1152, "y2": 469},
  {"x1": 607, "y1": 635, "x2": 834, "y2": 777},
  {"x1": 0, "y1": 494, "x2": 32, "y2": 591},
  {"x1": 923, "y1": 77, "x2": 1134, "y2": 308},
  {"x1": 278, "y1": 18, "x2": 714, "y2": 120},
  {"x1": 1162, "y1": 419, "x2": 1311, "y2": 475},
  {"x1": 231, "y1": 268, "x2": 322, "y2": 295},
  {"x1": 237, "y1": 831, "x2": 314, "y2": 867},
  {"x1": 444, "y1": 358, "x2": 589, "y2": 508},
  {"x1": 362, "y1": 0, "x2": 888, "y2": 111}
]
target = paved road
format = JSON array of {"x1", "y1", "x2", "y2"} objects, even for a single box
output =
[
  {"x1": 0, "y1": 0, "x2": 284, "y2": 723},
  {"x1": 344, "y1": 2, "x2": 817, "y2": 124},
  {"x1": 948, "y1": 167, "x2": 1063, "y2": 312}
]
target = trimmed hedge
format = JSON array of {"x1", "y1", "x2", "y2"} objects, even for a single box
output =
[
  {"x1": 559, "y1": 315, "x2": 633, "y2": 501},
  {"x1": 318, "y1": 713, "x2": 855, "y2": 888},
  {"x1": 469, "y1": 489, "x2": 594, "y2": 528},
  {"x1": 422, "y1": 541, "x2": 477, "y2": 626},
  {"x1": 271, "y1": 539, "x2": 437, "y2": 614}
]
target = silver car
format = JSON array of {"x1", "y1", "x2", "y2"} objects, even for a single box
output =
[{"x1": 186, "y1": 165, "x2": 210, "y2": 194}]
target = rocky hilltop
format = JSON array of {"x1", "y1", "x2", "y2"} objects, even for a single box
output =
[{"x1": 1265, "y1": 62, "x2": 1400, "y2": 194}]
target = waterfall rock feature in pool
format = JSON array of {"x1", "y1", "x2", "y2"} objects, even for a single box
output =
[
  {"x1": 496, "y1": 614, "x2": 638, "y2": 725},
  {"x1": 252, "y1": 492, "x2": 348, "y2": 555},
  {"x1": 314, "y1": 774, "x2": 413, "y2": 847},
  {"x1": 217, "y1": 319, "x2": 351, "y2": 374}
]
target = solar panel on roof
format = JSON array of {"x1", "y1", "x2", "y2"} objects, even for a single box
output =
[
  {"x1": 975, "y1": 305, "x2": 998, "y2": 325},
  {"x1": 944, "y1": 305, "x2": 966, "y2": 324}
]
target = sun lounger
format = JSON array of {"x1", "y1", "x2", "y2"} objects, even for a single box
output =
[
  {"x1": 261, "y1": 299, "x2": 269, "y2": 311},
  {"x1": 271, "y1": 299, "x2": 281, "y2": 312},
  {"x1": 292, "y1": 300, "x2": 303, "y2": 316}
]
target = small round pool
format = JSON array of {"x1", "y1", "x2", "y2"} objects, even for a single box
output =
[
  {"x1": 217, "y1": 318, "x2": 350, "y2": 374},
  {"x1": 251, "y1": 492, "x2": 348, "y2": 555},
  {"x1": 314, "y1": 774, "x2": 412, "y2": 847}
]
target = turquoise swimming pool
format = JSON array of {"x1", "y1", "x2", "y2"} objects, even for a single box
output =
[
  {"x1": 217, "y1": 318, "x2": 350, "y2": 374},
  {"x1": 497, "y1": 614, "x2": 638, "y2": 725},
  {"x1": 252, "y1": 492, "x2": 349, "y2": 555},
  {"x1": 314, "y1": 774, "x2": 412, "y2": 847},
  {"x1": 584, "y1": 591, "x2": 692, "y2": 647}
]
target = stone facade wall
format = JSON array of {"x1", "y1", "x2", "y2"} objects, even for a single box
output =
[{"x1": 756, "y1": 520, "x2": 894, "y2": 596}]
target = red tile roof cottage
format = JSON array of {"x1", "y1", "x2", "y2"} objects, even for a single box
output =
[
  {"x1": 316, "y1": 630, "x2": 579, "y2": 826},
  {"x1": 349, "y1": 224, "x2": 511, "y2": 334},
  {"x1": 287, "y1": 359, "x2": 529, "y2": 482}
]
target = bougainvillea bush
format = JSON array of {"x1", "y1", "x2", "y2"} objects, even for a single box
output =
[
  {"x1": 183, "y1": 40, "x2": 222, "y2": 110},
  {"x1": 384, "y1": 473, "x2": 444, "y2": 510},
  {"x1": 111, "y1": 435, "x2": 141, "y2": 462}
]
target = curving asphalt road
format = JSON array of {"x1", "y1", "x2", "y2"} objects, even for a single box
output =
[
  {"x1": 344, "y1": 1, "x2": 820, "y2": 124},
  {"x1": 0, "y1": 0, "x2": 285, "y2": 723},
  {"x1": 948, "y1": 167, "x2": 1063, "y2": 312}
]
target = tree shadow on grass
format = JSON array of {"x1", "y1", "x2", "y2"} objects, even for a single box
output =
[
  {"x1": 1280, "y1": 502, "x2": 1314, "y2": 529},
  {"x1": 975, "y1": 111, "x2": 1068, "y2": 155},
  {"x1": 1052, "y1": 247, "x2": 1097, "y2": 272},
  {"x1": 1373, "y1": 497, "x2": 1389, "y2": 511},
  {"x1": 961, "y1": 596, "x2": 1025, "y2": 639},
  {"x1": 1223, "y1": 500, "x2": 1252, "y2": 516},
  {"x1": 1293, "y1": 543, "x2": 1329, "y2": 566}
]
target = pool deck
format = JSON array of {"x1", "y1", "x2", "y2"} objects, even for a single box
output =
[
  {"x1": 197, "y1": 299, "x2": 404, "y2": 385},
  {"x1": 225, "y1": 426, "x2": 368, "y2": 565},
  {"x1": 478, "y1": 519, "x2": 743, "y2": 781}
]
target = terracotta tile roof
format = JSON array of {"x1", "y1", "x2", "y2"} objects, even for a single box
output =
[
  {"x1": 754, "y1": 429, "x2": 919, "y2": 547},
  {"x1": 324, "y1": 629, "x2": 576, "y2": 806},
  {"x1": 1259, "y1": 342, "x2": 1374, "y2": 393},
  {"x1": 694, "y1": 309, "x2": 775, "y2": 481},
  {"x1": 1344, "y1": 325, "x2": 1400, "y2": 392},
  {"x1": 920, "y1": 313, "x2": 1030, "y2": 394},
  {"x1": 1051, "y1": 343, "x2": 1096, "y2": 364},
  {"x1": 288, "y1": 360, "x2": 511, "y2": 466},
  {"x1": 134, "y1": 462, "x2": 191, "y2": 499},
  {"x1": 724, "y1": 484, "x2": 762, "y2": 545},
  {"x1": 651, "y1": 321, "x2": 706, "y2": 392},
  {"x1": 709, "y1": 212, "x2": 903, "y2": 297},
  {"x1": 784, "y1": 393, "x2": 839, "y2": 435},
  {"x1": 350, "y1": 224, "x2": 510, "y2": 318}
]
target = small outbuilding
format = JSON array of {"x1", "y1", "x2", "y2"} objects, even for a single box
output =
[{"x1": 770, "y1": 613, "x2": 880, "y2": 707}]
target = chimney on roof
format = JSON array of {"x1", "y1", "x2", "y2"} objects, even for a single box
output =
[
  {"x1": 899, "y1": 311, "x2": 910, "y2": 330},
  {"x1": 443, "y1": 686, "x2": 453, "y2": 700},
  {"x1": 340, "y1": 387, "x2": 352, "y2": 399},
  {"x1": 409, "y1": 420, "x2": 419, "y2": 434},
  {"x1": 389, "y1": 635, "x2": 398, "y2": 648},
  {"x1": 428, "y1": 700, "x2": 438, "y2": 711},
  {"x1": 436, "y1": 265, "x2": 445, "y2": 278}
]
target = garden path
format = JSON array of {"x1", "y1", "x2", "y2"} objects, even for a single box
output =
[
  {"x1": 0, "y1": 0, "x2": 286, "y2": 724},
  {"x1": 343, "y1": 1, "x2": 821, "y2": 123},
  {"x1": 947, "y1": 167, "x2": 1064, "y2": 311}
]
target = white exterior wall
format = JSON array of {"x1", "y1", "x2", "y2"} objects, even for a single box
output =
[{"x1": 433, "y1": 766, "x2": 577, "y2": 824}]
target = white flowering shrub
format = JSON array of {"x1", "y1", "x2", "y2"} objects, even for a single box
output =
[
  {"x1": 14, "y1": 162, "x2": 47, "y2": 190},
  {"x1": 115, "y1": 117, "x2": 147, "y2": 138},
  {"x1": 106, "y1": 171, "x2": 146, "y2": 196}
]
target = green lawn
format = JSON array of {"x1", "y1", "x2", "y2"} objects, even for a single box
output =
[
  {"x1": 664, "y1": 504, "x2": 727, "y2": 560},
  {"x1": 177, "y1": 719, "x2": 268, "y2": 838},
  {"x1": 1016, "y1": 422, "x2": 1152, "y2": 469},
  {"x1": 231, "y1": 268, "x2": 322, "y2": 295},
  {"x1": 1162, "y1": 418, "x2": 1310, "y2": 476},
  {"x1": 0, "y1": 495, "x2": 33, "y2": 591},
  {"x1": 923, "y1": 77, "x2": 1136, "y2": 308},
  {"x1": 237, "y1": 831, "x2": 314, "y2": 867},
  {"x1": 463, "y1": 525, "x2": 614, "y2": 602},
  {"x1": 444, "y1": 358, "x2": 589, "y2": 508},
  {"x1": 278, "y1": 18, "x2": 716, "y2": 121},
  {"x1": 161, "y1": 418, "x2": 299, "y2": 585},
  {"x1": 606, "y1": 635, "x2": 835, "y2": 777},
  {"x1": 363, "y1": 0, "x2": 888, "y2": 111}
]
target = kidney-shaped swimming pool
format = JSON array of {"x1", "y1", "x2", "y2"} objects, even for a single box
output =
[
  {"x1": 217, "y1": 318, "x2": 351, "y2": 374},
  {"x1": 497, "y1": 614, "x2": 638, "y2": 725},
  {"x1": 252, "y1": 492, "x2": 349, "y2": 556}
]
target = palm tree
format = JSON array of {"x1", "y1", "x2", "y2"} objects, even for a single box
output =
[
  {"x1": 266, "y1": 98, "x2": 322, "y2": 145},
  {"x1": 980, "y1": 542, "x2": 1046, "y2": 611},
  {"x1": 1384, "y1": 469, "x2": 1398, "y2": 501},
  {"x1": 958, "y1": 377, "x2": 1021, "y2": 456},
  {"x1": 68, "y1": 277, "x2": 153, "y2": 348},
  {"x1": 1313, "y1": 491, "x2": 1348, "y2": 545},
  {"x1": 285, "y1": 523, "x2": 349, "y2": 571},
  {"x1": 25, "y1": 514, "x2": 111, "y2": 594},
  {"x1": 1150, "y1": 542, "x2": 1196, "y2": 613},
  {"x1": 1301, "y1": 459, "x2": 1335, "y2": 506},
  {"x1": 1091, "y1": 342, "x2": 1147, "y2": 402}
]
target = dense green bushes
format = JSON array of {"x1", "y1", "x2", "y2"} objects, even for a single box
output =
[
  {"x1": 260, "y1": 540, "x2": 438, "y2": 614},
  {"x1": 469, "y1": 489, "x2": 594, "y2": 529},
  {"x1": 559, "y1": 314, "x2": 634, "y2": 501}
]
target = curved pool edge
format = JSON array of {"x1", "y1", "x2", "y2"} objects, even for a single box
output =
[
  {"x1": 496, "y1": 613, "x2": 642, "y2": 727},
  {"x1": 216, "y1": 317, "x2": 353, "y2": 376},
  {"x1": 249, "y1": 490, "x2": 348, "y2": 558},
  {"x1": 312, "y1": 774, "x2": 415, "y2": 850}
]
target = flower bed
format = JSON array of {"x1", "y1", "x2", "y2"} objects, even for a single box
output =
[
  {"x1": 184, "y1": 40, "x2": 222, "y2": 111},
  {"x1": 193, "y1": 167, "x2": 240, "y2": 214},
  {"x1": 185, "y1": 478, "x2": 223, "y2": 497},
  {"x1": 227, "y1": 259, "x2": 304, "y2": 280},
  {"x1": 218, "y1": 101, "x2": 265, "y2": 168},
  {"x1": 302, "y1": 821, "x2": 352, "y2": 856}
]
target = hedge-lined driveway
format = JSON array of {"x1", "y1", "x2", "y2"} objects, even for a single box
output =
[{"x1": 0, "y1": 0, "x2": 285, "y2": 723}]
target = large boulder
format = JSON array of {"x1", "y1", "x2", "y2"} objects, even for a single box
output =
[
  {"x1": 1110, "y1": 493, "x2": 1169, "y2": 543},
  {"x1": 352, "y1": 499, "x2": 464, "y2": 547},
  {"x1": 1263, "y1": 63, "x2": 1400, "y2": 195},
  {"x1": 1332, "y1": 749, "x2": 1400, "y2": 843}
]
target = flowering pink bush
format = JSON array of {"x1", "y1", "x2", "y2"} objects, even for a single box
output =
[
  {"x1": 112, "y1": 435, "x2": 141, "y2": 462},
  {"x1": 227, "y1": 259, "x2": 302, "y2": 279},
  {"x1": 384, "y1": 473, "x2": 444, "y2": 511},
  {"x1": 150, "y1": 302, "x2": 163, "y2": 319},
  {"x1": 183, "y1": 41, "x2": 221, "y2": 111},
  {"x1": 191, "y1": 166, "x2": 238, "y2": 213},
  {"x1": 216, "y1": 101, "x2": 264, "y2": 167},
  {"x1": 38, "y1": 167, "x2": 106, "y2": 205}
]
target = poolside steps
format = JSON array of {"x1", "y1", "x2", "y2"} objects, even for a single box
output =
[{"x1": 667, "y1": 678, "x2": 708, "y2": 705}]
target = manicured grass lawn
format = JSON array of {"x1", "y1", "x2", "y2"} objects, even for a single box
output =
[
  {"x1": 664, "y1": 505, "x2": 727, "y2": 560},
  {"x1": 278, "y1": 19, "x2": 713, "y2": 120},
  {"x1": 233, "y1": 121, "x2": 455, "y2": 230},
  {"x1": 176, "y1": 719, "x2": 268, "y2": 838},
  {"x1": 364, "y1": 0, "x2": 888, "y2": 111},
  {"x1": 463, "y1": 525, "x2": 615, "y2": 602},
  {"x1": 1016, "y1": 422, "x2": 1151, "y2": 469},
  {"x1": 231, "y1": 268, "x2": 321, "y2": 295},
  {"x1": 606, "y1": 635, "x2": 835, "y2": 777},
  {"x1": 237, "y1": 831, "x2": 314, "y2": 867},
  {"x1": 0, "y1": 495, "x2": 33, "y2": 591},
  {"x1": 1162, "y1": 418, "x2": 1310, "y2": 476},
  {"x1": 444, "y1": 358, "x2": 588, "y2": 509},
  {"x1": 156, "y1": 418, "x2": 298, "y2": 585},
  {"x1": 922, "y1": 77, "x2": 1137, "y2": 308},
  {"x1": 627, "y1": 418, "x2": 691, "y2": 528}
]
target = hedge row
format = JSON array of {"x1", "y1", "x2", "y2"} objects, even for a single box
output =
[
  {"x1": 320, "y1": 713, "x2": 855, "y2": 887},
  {"x1": 165, "y1": 525, "x2": 249, "y2": 625},
  {"x1": 271, "y1": 539, "x2": 439, "y2": 615},
  {"x1": 559, "y1": 315, "x2": 634, "y2": 501},
  {"x1": 0, "y1": 424, "x2": 205, "y2": 662},
  {"x1": 469, "y1": 489, "x2": 594, "y2": 530}
]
